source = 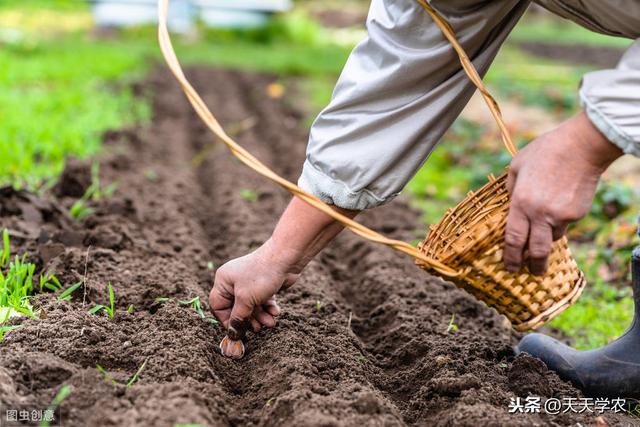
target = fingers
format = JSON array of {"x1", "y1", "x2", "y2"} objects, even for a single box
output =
[
  {"x1": 504, "y1": 206, "x2": 530, "y2": 273},
  {"x1": 552, "y1": 223, "x2": 568, "y2": 241},
  {"x1": 263, "y1": 296, "x2": 281, "y2": 317},
  {"x1": 229, "y1": 295, "x2": 254, "y2": 337},
  {"x1": 527, "y1": 221, "x2": 553, "y2": 276},
  {"x1": 210, "y1": 279, "x2": 233, "y2": 328}
]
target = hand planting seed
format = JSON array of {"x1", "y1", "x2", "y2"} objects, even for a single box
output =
[{"x1": 88, "y1": 282, "x2": 116, "y2": 319}]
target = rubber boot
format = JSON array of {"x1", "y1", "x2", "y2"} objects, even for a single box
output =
[{"x1": 516, "y1": 227, "x2": 640, "y2": 398}]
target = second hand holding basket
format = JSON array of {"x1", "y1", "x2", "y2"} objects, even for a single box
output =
[{"x1": 158, "y1": 0, "x2": 586, "y2": 333}]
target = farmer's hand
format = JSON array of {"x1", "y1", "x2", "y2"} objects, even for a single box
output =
[
  {"x1": 504, "y1": 111, "x2": 623, "y2": 275},
  {"x1": 210, "y1": 197, "x2": 358, "y2": 337},
  {"x1": 210, "y1": 239, "x2": 296, "y2": 334}
]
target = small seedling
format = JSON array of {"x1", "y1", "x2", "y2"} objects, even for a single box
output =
[
  {"x1": 239, "y1": 189, "x2": 258, "y2": 202},
  {"x1": 155, "y1": 297, "x2": 170, "y2": 303},
  {"x1": 40, "y1": 273, "x2": 63, "y2": 292},
  {"x1": 206, "y1": 261, "x2": 215, "y2": 270},
  {"x1": 1, "y1": 229, "x2": 9, "y2": 267},
  {"x1": 127, "y1": 304, "x2": 135, "y2": 314},
  {"x1": 96, "y1": 364, "x2": 117, "y2": 385},
  {"x1": 355, "y1": 354, "x2": 367, "y2": 361},
  {"x1": 69, "y1": 164, "x2": 117, "y2": 221},
  {"x1": 96, "y1": 359, "x2": 148, "y2": 388},
  {"x1": 89, "y1": 282, "x2": 116, "y2": 319},
  {"x1": 69, "y1": 200, "x2": 94, "y2": 221},
  {"x1": 178, "y1": 296, "x2": 205, "y2": 318},
  {"x1": 265, "y1": 397, "x2": 275, "y2": 407},
  {"x1": 126, "y1": 359, "x2": 147, "y2": 388},
  {"x1": 498, "y1": 362, "x2": 508, "y2": 369},
  {"x1": 0, "y1": 323, "x2": 21, "y2": 343},
  {"x1": 57, "y1": 282, "x2": 83, "y2": 301},
  {"x1": 143, "y1": 168, "x2": 158, "y2": 182},
  {"x1": 40, "y1": 384, "x2": 71, "y2": 427},
  {"x1": 446, "y1": 314, "x2": 459, "y2": 333},
  {"x1": 314, "y1": 300, "x2": 322, "y2": 311},
  {"x1": 206, "y1": 316, "x2": 219, "y2": 325}
]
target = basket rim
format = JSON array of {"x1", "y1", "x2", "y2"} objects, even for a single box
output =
[{"x1": 512, "y1": 271, "x2": 586, "y2": 332}]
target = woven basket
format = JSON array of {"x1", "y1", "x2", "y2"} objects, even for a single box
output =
[
  {"x1": 417, "y1": 173, "x2": 585, "y2": 331},
  {"x1": 158, "y1": 0, "x2": 586, "y2": 333}
]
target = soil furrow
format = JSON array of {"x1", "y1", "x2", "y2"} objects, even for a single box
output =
[{"x1": 0, "y1": 66, "x2": 636, "y2": 427}]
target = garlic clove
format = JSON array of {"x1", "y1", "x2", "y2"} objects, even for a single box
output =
[{"x1": 219, "y1": 335, "x2": 245, "y2": 359}]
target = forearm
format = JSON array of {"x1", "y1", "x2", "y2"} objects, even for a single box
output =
[{"x1": 265, "y1": 197, "x2": 359, "y2": 274}]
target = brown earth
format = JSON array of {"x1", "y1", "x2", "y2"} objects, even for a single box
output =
[{"x1": 0, "y1": 66, "x2": 637, "y2": 427}]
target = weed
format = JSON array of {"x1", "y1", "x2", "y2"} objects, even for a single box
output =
[
  {"x1": 57, "y1": 282, "x2": 83, "y2": 301},
  {"x1": 69, "y1": 200, "x2": 95, "y2": 221},
  {"x1": 69, "y1": 164, "x2": 117, "y2": 221},
  {"x1": 40, "y1": 384, "x2": 71, "y2": 427},
  {"x1": 89, "y1": 282, "x2": 116, "y2": 319},
  {"x1": 143, "y1": 168, "x2": 158, "y2": 182},
  {"x1": 0, "y1": 312, "x2": 22, "y2": 343},
  {"x1": 126, "y1": 359, "x2": 147, "y2": 388},
  {"x1": 96, "y1": 358, "x2": 148, "y2": 388},
  {"x1": 178, "y1": 296, "x2": 205, "y2": 318},
  {"x1": 446, "y1": 314, "x2": 459, "y2": 333},
  {"x1": 96, "y1": 364, "x2": 117, "y2": 386},
  {"x1": 239, "y1": 189, "x2": 258, "y2": 202}
]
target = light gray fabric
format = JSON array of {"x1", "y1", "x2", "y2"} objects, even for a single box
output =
[
  {"x1": 580, "y1": 40, "x2": 640, "y2": 157},
  {"x1": 299, "y1": 0, "x2": 640, "y2": 210}
]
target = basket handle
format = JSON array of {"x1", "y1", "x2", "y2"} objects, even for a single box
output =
[{"x1": 157, "y1": 0, "x2": 515, "y2": 278}]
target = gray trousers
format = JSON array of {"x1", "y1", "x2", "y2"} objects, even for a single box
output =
[{"x1": 298, "y1": 0, "x2": 640, "y2": 210}]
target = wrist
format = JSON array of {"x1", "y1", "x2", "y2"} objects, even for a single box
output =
[
  {"x1": 570, "y1": 111, "x2": 623, "y2": 172},
  {"x1": 259, "y1": 237, "x2": 307, "y2": 275}
]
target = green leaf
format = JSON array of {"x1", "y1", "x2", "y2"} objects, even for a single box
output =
[
  {"x1": 126, "y1": 358, "x2": 147, "y2": 388},
  {"x1": 1, "y1": 229, "x2": 10, "y2": 267},
  {"x1": 58, "y1": 282, "x2": 83, "y2": 301},
  {"x1": 88, "y1": 305, "x2": 105, "y2": 314},
  {"x1": 127, "y1": 304, "x2": 134, "y2": 314},
  {"x1": 108, "y1": 282, "x2": 115, "y2": 310}
]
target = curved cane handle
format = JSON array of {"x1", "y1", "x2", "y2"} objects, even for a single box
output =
[{"x1": 157, "y1": 0, "x2": 514, "y2": 278}]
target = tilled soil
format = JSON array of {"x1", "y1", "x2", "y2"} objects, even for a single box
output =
[{"x1": 0, "y1": 66, "x2": 636, "y2": 427}]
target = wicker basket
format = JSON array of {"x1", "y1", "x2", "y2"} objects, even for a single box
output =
[{"x1": 417, "y1": 173, "x2": 586, "y2": 331}]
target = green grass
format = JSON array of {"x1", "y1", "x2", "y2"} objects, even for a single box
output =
[
  {"x1": 0, "y1": 229, "x2": 60, "y2": 320},
  {"x1": 0, "y1": 2, "x2": 349, "y2": 190}
]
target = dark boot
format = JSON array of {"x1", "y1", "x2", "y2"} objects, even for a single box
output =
[{"x1": 516, "y1": 230, "x2": 640, "y2": 398}]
